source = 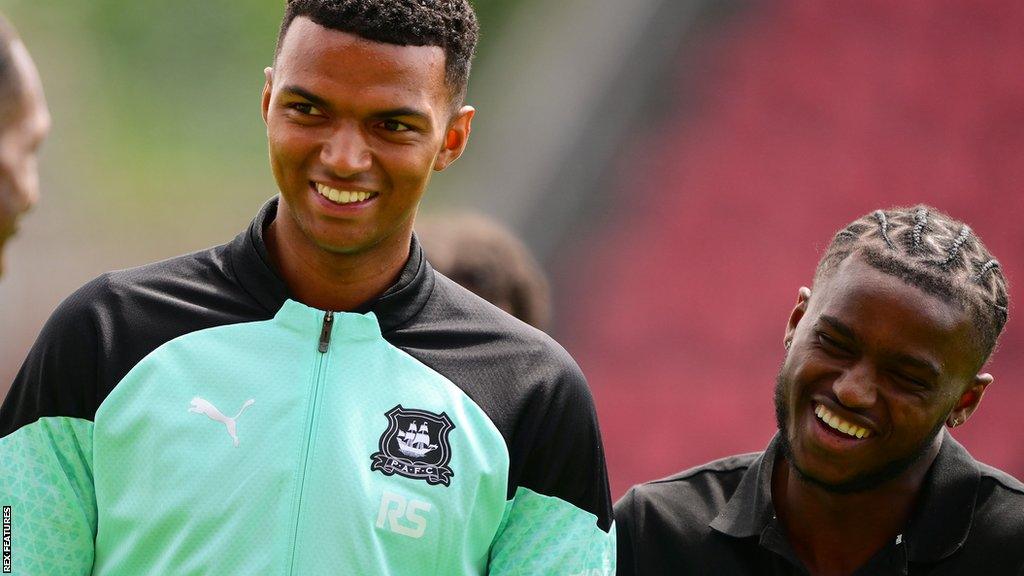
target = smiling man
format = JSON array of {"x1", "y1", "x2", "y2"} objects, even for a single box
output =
[
  {"x1": 0, "y1": 1, "x2": 613, "y2": 574},
  {"x1": 616, "y1": 207, "x2": 1023, "y2": 575},
  {"x1": 0, "y1": 14, "x2": 49, "y2": 279}
]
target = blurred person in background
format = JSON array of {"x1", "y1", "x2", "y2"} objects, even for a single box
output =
[
  {"x1": 0, "y1": 0, "x2": 613, "y2": 574},
  {"x1": 616, "y1": 206, "x2": 1023, "y2": 575},
  {"x1": 0, "y1": 14, "x2": 49, "y2": 279},
  {"x1": 417, "y1": 212, "x2": 552, "y2": 331}
]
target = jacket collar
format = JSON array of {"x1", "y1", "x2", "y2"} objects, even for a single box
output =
[
  {"x1": 228, "y1": 196, "x2": 435, "y2": 334},
  {"x1": 710, "y1": 431, "x2": 981, "y2": 562}
]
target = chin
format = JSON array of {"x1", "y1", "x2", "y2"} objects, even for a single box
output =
[
  {"x1": 787, "y1": 432, "x2": 944, "y2": 494},
  {"x1": 310, "y1": 230, "x2": 386, "y2": 255},
  {"x1": 789, "y1": 455, "x2": 872, "y2": 493},
  {"x1": 315, "y1": 239, "x2": 372, "y2": 255},
  {"x1": 790, "y1": 460, "x2": 894, "y2": 494}
]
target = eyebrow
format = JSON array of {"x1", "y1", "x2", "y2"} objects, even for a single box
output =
[
  {"x1": 819, "y1": 315, "x2": 857, "y2": 342},
  {"x1": 281, "y1": 85, "x2": 331, "y2": 111},
  {"x1": 819, "y1": 315, "x2": 941, "y2": 377}
]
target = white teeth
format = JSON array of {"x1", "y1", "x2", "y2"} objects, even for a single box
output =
[
  {"x1": 315, "y1": 183, "x2": 374, "y2": 205},
  {"x1": 814, "y1": 403, "x2": 871, "y2": 439}
]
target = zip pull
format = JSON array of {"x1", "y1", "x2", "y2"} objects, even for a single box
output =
[{"x1": 318, "y1": 311, "x2": 334, "y2": 353}]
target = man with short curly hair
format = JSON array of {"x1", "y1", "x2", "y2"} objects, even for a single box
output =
[{"x1": 0, "y1": 1, "x2": 614, "y2": 574}]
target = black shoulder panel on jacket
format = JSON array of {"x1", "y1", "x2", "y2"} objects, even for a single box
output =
[
  {"x1": 385, "y1": 272, "x2": 613, "y2": 532},
  {"x1": 0, "y1": 238, "x2": 277, "y2": 438}
]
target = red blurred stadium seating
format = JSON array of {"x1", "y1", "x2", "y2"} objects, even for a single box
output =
[{"x1": 560, "y1": 0, "x2": 1024, "y2": 499}]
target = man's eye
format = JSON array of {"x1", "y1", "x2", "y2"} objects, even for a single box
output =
[
  {"x1": 893, "y1": 372, "x2": 929, "y2": 389},
  {"x1": 381, "y1": 120, "x2": 411, "y2": 132},
  {"x1": 290, "y1": 103, "x2": 323, "y2": 116},
  {"x1": 816, "y1": 333, "x2": 850, "y2": 355}
]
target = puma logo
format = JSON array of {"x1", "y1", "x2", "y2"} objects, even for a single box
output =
[{"x1": 188, "y1": 397, "x2": 255, "y2": 447}]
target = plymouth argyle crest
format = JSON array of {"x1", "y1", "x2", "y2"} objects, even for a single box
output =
[{"x1": 371, "y1": 405, "x2": 456, "y2": 486}]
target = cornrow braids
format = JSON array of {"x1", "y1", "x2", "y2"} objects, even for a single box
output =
[
  {"x1": 975, "y1": 259, "x2": 1001, "y2": 282},
  {"x1": 938, "y1": 224, "x2": 972, "y2": 269},
  {"x1": 910, "y1": 207, "x2": 928, "y2": 251},
  {"x1": 814, "y1": 205, "x2": 1010, "y2": 362},
  {"x1": 874, "y1": 210, "x2": 896, "y2": 250}
]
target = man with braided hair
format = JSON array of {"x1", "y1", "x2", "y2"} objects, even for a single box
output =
[
  {"x1": 616, "y1": 206, "x2": 1023, "y2": 575},
  {"x1": 0, "y1": 0, "x2": 613, "y2": 573}
]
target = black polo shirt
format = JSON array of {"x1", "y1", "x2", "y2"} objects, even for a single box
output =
[{"x1": 616, "y1": 431, "x2": 1024, "y2": 575}]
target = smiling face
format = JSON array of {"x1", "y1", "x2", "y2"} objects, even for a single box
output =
[
  {"x1": 262, "y1": 17, "x2": 473, "y2": 257},
  {"x1": 0, "y1": 40, "x2": 49, "y2": 277},
  {"x1": 775, "y1": 254, "x2": 990, "y2": 492}
]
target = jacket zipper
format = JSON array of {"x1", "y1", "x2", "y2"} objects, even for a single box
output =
[
  {"x1": 288, "y1": 311, "x2": 334, "y2": 574},
  {"x1": 318, "y1": 311, "x2": 334, "y2": 353}
]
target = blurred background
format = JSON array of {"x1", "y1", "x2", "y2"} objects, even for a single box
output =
[{"x1": 2, "y1": 0, "x2": 1023, "y2": 500}]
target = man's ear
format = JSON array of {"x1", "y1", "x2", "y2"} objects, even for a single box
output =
[
  {"x1": 784, "y1": 287, "x2": 812, "y2": 350},
  {"x1": 433, "y1": 105, "x2": 475, "y2": 172},
  {"x1": 947, "y1": 373, "x2": 992, "y2": 428},
  {"x1": 261, "y1": 67, "x2": 274, "y2": 125}
]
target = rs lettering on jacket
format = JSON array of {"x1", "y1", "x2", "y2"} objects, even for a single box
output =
[{"x1": 376, "y1": 491, "x2": 431, "y2": 539}]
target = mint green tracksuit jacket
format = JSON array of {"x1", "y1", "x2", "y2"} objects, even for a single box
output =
[{"x1": 0, "y1": 199, "x2": 614, "y2": 575}]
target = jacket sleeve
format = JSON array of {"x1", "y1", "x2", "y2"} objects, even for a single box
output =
[
  {"x1": 487, "y1": 365, "x2": 615, "y2": 575},
  {"x1": 0, "y1": 280, "x2": 104, "y2": 575}
]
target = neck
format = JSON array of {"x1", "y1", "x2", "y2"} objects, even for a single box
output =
[
  {"x1": 265, "y1": 210, "x2": 411, "y2": 312},
  {"x1": 772, "y1": 439, "x2": 941, "y2": 576}
]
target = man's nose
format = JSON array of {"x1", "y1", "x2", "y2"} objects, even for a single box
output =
[
  {"x1": 832, "y1": 363, "x2": 878, "y2": 409},
  {"x1": 320, "y1": 123, "x2": 373, "y2": 177}
]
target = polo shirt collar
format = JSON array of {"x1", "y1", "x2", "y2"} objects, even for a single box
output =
[
  {"x1": 708, "y1": 430, "x2": 982, "y2": 563},
  {"x1": 709, "y1": 435, "x2": 780, "y2": 538},
  {"x1": 903, "y1": 431, "x2": 980, "y2": 562}
]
